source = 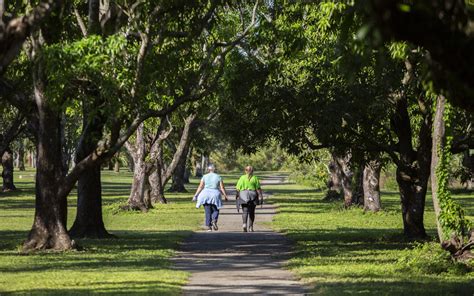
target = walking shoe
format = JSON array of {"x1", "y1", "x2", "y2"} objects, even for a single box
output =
[
  {"x1": 211, "y1": 220, "x2": 218, "y2": 231},
  {"x1": 207, "y1": 226, "x2": 212, "y2": 232},
  {"x1": 248, "y1": 226, "x2": 254, "y2": 232},
  {"x1": 242, "y1": 223, "x2": 247, "y2": 232}
]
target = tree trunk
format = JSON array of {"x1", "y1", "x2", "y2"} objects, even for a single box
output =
[
  {"x1": 430, "y1": 95, "x2": 446, "y2": 242},
  {"x1": 125, "y1": 150, "x2": 134, "y2": 172},
  {"x1": 23, "y1": 99, "x2": 73, "y2": 251},
  {"x1": 431, "y1": 96, "x2": 473, "y2": 259},
  {"x1": 69, "y1": 100, "x2": 111, "y2": 239},
  {"x1": 396, "y1": 166, "x2": 429, "y2": 238},
  {"x1": 353, "y1": 163, "x2": 364, "y2": 206},
  {"x1": 461, "y1": 151, "x2": 473, "y2": 189},
  {"x1": 18, "y1": 140, "x2": 25, "y2": 171},
  {"x1": 125, "y1": 124, "x2": 153, "y2": 211},
  {"x1": 168, "y1": 142, "x2": 190, "y2": 192},
  {"x1": 150, "y1": 113, "x2": 196, "y2": 202},
  {"x1": 363, "y1": 160, "x2": 382, "y2": 212},
  {"x1": 2, "y1": 147, "x2": 16, "y2": 191},
  {"x1": 195, "y1": 159, "x2": 202, "y2": 177},
  {"x1": 88, "y1": 0, "x2": 101, "y2": 35},
  {"x1": 201, "y1": 154, "x2": 209, "y2": 175},
  {"x1": 69, "y1": 164, "x2": 112, "y2": 238},
  {"x1": 333, "y1": 153, "x2": 354, "y2": 207},
  {"x1": 184, "y1": 146, "x2": 192, "y2": 183},
  {"x1": 390, "y1": 60, "x2": 431, "y2": 239},
  {"x1": 60, "y1": 114, "x2": 70, "y2": 176},
  {"x1": 114, "y1": 157, "x2": 120, "y2": 173},
  {"x1": 325, "y1": 155, "x2": 343, "y2": 200},
  {"x1": 150, "y1": 169, "x2": 167, "y2": 204},
  {"x1": 127, "y1": 160, "x2": 153, "y2": 211}
]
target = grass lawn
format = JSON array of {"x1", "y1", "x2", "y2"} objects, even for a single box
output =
[
  {"x1": 1, "y1": 169, "x2": 472, "y2": 295},
  {"x1": 268, "y1": 180, "x2": 474, "y2": 295},
  {"x1": 0, "y1": 168, "x2": 204, "y2": 295}
]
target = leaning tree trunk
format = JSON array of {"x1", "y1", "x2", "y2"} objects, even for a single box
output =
[
  {"x1": 151, "y1": 113, "x2": 196, "y2": 203},
  {"x1": 168, "y1": 142, "x2": 190, "y2": 192},
  {"x1": 23, "y1": 100, "x2": 73, "y2": 251},
  {"x1": 2, "y1": 147, "x2": 16, "y2": 191},
  {"x1": 69, "y1": 101, "x2": 112, "y2": 239},
  {"x1": 363, "y1": 160, "x2": 382, "y2": 212},
  {"x1": 18, "y1": 140, "x2": 25, "y2": 171}
]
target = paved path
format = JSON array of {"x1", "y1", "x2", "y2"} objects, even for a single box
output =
[{"x1": 172, "y1": 176, "x2": 307, "y2": 295}]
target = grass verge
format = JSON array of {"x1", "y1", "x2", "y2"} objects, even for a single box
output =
[
  {"x1": 0, "y1": 169, "x2": 202, "y2": 295},
  {"x1": 268, "y1": 181, "x2": 474, "y2": 295}
]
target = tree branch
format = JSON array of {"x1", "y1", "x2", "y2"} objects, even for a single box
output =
[{"x1": 0, "y1": 0, "x2": 61, "y2": 75}]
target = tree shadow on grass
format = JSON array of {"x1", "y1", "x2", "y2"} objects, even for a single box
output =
[
  {"x1": 309, "y1": 278, "x2": 473, "y2": 296},
  {"x1": 0, "y1": 198, "x2": 35, "y2": 210},
  {"x1": 3, "y1": 280, "x2": 183, "y2": 295},
  {"x1": 282, "y1": 227, "x2": 474, "y2": 295},
  {"x1": 0, "y1": 230, "x2": 192, "y2": 273}
]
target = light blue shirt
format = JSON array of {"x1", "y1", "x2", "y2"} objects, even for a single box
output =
[{"x1": 202, "y1": 172, "x2": 222, "y2": 189}]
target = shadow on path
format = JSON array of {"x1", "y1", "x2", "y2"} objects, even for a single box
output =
[{"x1": 172, "y1": 176, "x2": 308, "y2": 295}]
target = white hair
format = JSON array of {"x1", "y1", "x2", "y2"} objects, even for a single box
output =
[{"x1": 207, "y1": 164, "x2": 216, "y2": 172}]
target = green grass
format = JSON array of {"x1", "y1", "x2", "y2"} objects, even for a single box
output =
[
  {"x1": 268, "y1": 181, "x2": 474, "y2": 295},
  {"x1": 0, "y1": 168, "x2": 203, "y2": 295},
  {"x1": 1, "y1": 169, "x2": 473, "y2": 295}
]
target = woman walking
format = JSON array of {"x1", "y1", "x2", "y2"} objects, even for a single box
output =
[
  {"x1": 236, "y1": 166, "x2": 263, "y2": 232},
  {"x1": 193, "y1": 164, "x2": 228, "y2": 231}
]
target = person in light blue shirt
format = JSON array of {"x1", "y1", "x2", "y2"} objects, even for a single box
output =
[{"x1": 193, "y1": 164, "x2": 228, "y2": 231}]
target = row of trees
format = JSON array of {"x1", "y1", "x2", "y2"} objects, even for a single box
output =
[
  {"x1": 0, "y1": 1, "x2": 472, "y2": 259},
  {"x1": 213, "y1": 1, "x2": 473, "y2": 259},
  {"x1": 0, "y1": 1, "x2": 259, "y2": 251}
]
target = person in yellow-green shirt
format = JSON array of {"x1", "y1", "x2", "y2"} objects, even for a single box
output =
[{"x1": 236, "y1": 165, "x2": 263, "y2": 232}]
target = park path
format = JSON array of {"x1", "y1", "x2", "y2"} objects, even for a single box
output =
[{"x1": 172, "y1": 176, "x2": 308, "y2": 295}]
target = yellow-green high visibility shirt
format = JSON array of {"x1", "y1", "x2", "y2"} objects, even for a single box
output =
[{"x1": 236, "y1": 174, "x2": 261, "y2": 191}]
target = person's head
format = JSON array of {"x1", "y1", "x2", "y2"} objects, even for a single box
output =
[
  {"x1": 207, "y1": 163, "x2": 216, "y2": 173},
  {"x1": 245, "y1": 165, "x2": 253, "y2": 175}
]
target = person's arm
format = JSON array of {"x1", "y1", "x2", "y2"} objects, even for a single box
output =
[
  {"x1": 257, "y1": 188, "x2": 264, "y2": 206},
  {"x1": 193, "y1": 179, "x2": 204, "y2": 201},
  {"x1": 256, "y1": 177, "x2": 263, "y2": 206},
  {"x1": 220, "y1": 180, "x2": 228, "y2": 201}
]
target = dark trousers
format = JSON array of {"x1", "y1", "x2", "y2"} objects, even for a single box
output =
[
  {"x1": 203, "y1": 204, "x2": 219, "y2": 227},
  {"x1": 241, "y1": 204, "x2": 256, "y2": 226}
]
